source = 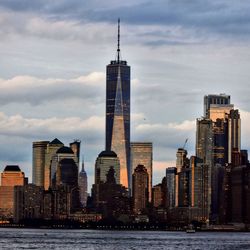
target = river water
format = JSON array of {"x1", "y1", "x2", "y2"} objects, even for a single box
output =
[{"x1": 0, "y1": 228, "x2": 249, "y2": 249}]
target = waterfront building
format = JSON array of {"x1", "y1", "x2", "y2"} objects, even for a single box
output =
[
  {"x1": 106, "y1": 19, "x2": 131, "y2": 189},
  {"x1": 95, "y1": 150, "x2": 120, "y2": 184},
  {"x1": 190, "y1": 157, "x2": 211, "y2": 222},
  {"x1": 0, "y1": 165, "x2": 26, "y2": 219},
  {"x1": 132, "y1": 165, "x2": 149, "y2": 214},
  {"x1": 231, "y1": 165, "x2": 247, "y2": 223},
  {"x1": 14, "y1": 184, "x2": 44, "y2": 223},
  {"x1": 92, "y1": 167, "x2": 130, "y2": 218},
  {"x1": 32, "y1": 140, "x2": 49, "y2": 187},
  {"x1": 130, "y1": 142, "x2": 152, "y2": 201}
]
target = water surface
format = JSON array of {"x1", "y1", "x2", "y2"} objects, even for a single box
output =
[{"x1": 0, "y1": 228, "x2": 249, "y2": 249}]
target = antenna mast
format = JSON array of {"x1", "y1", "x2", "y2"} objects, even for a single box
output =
[{"x1": 117, "y1": 18, "x2": 120, "y2": 62}]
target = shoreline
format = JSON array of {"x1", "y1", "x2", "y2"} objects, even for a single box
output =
[{"x1": 0, "y1": 224, "x2": 249, "y2": 232}]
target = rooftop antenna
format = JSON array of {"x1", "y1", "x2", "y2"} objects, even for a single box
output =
[{"x1": 117, "y1": 18, "x2": 120, "y2": 62}]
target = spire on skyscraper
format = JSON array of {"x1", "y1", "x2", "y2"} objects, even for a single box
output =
[{"x1": 117, "y1": 18, "x2": 121, "y2": 62}]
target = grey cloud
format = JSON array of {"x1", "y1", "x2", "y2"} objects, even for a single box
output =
[
  {"x1": 0, "y1": 74, "x2": 105, "y2": 105},
  {"x1": 1, "y1": 0, "x2": 250, "y2": 42}
]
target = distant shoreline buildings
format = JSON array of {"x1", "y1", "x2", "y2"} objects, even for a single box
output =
[{"x1": 0, "y1": 21, "x2": 249, "y2": 230}]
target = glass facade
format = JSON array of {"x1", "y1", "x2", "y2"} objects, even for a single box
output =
[
  {"x1": 106, "y1": 60, "x2": 130, "y2": 188},
  {"x1": 95, "y1": 151, "x2": 120, "y2": 185}
]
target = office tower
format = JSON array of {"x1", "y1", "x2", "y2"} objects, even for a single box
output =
[
  {"x1": 0, "y1": 166, "x2": 26, "y2": 219},
  {"x1": 204, "y1": 94, "x2": 241, "y2": 165},
  {"x1": 241, "y1": 150, "x2": 249, "y2": 165},
  {"x1": 190, "y1": 157, "x2": 211, "y2": 222},
  {"x1": 55, "y1": 158, "x2": 78, "y2": 187},
  {"x1": 51, "y1": 146, "x2": 78, "y2": 186},
  {"x1": 218, "y1": 164, "x2": 232, "y2": 224},
  {"x1": 178, "y1": 168, "x2": 190, "y2": 207},
  {"x1": 196, "y1": 118, "x2": 213, "y2": 165},
  {"x1": 166, "y1": 167, "x2": 177, "y2": 209},
  {"x1": 195, "y1": 118, "x2": 213, "y2": 219},
  {"x1": 53, "y1": 185, "x2": 73, "y2": 218},
  {"x1": 245, "y1": 167, "x2": 250, "y2": 224},
  {"x1": 130, "y1": 142, "x2": 153, "y2": 201},
  {"x1": 70, "y1": 140, "x2": 81, "y2": 169},
  {"x1": 44, "y1": 138, "x2": 64, "y2": 190},
  {"x1": 204, "y1": 94, "x2": 231, "y2": 118},
  {"x1": 79, "y1": 162, "x2": 88, "y2": 207},
  {"x1": 231, "y1": 165, "x2": 247, "y2": 223},
  {"x1": 1, "y1": 165, "x2": 25, "y2": 186},
  {"x1": 176, "y1": 148, "x2": 188, "y2": 173},
  {"x1": 55, "y1": 157, "x2": 80, "y2": 211},
  {"x1": 14, "y1": 184, "x2": 44, "y2": 223},
  {"x1": 175, "y1": 148, "x2": 189, "y2": 207},
  {"x1": 92, "y1": 167, "x2": 130, "y2": 218},
  {"x1": 106, "y1": 19, "x2": 130, "y2": 189},
  {"x1": 228, "y1": 109, "x2": 241, "y2": 163},
  {"x1": 132, "y1": 165, "x2": 149, "y2": 214},
  {"x1": 95, "y1": 150, "x2": 120, "y2": 184},
  {"x1": 232, "y1": 148, "x2": 241, "y2": 167},
  {"x1": 152, "y1": 184, "x2": 162, "y2": 208},
  {"x1": 32, "y1": 141, "x2": 49, "y2": 187}
]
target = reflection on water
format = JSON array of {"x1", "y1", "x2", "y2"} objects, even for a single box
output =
[{"x1": 0, "y1": 228, "x2": 249, "y2": 250}]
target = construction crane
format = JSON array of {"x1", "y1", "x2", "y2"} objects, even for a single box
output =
[{"x1": 182, "y1": 138, "x2": 188, "y2": 149}]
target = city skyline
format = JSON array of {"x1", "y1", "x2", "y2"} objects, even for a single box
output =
[{"x1": 0, "y1": 1, "x2": 250, "y2": 190}]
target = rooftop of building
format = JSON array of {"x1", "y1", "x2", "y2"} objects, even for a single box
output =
[
  {"x1": 98, "y1": 150, "x2": 117, "y2": 158},
  {"x1": 134, "y1": 164, "x2": 147, "y2": 173},
  {"x1": 49, "y1": 138, "x2": 64, "y2": 145},
  {"x1": 57, "y1": 146, "x2": 74, "y2": 154},
  {"x1": 4, "y1": 165, "x2": 21, "y2": 172}
]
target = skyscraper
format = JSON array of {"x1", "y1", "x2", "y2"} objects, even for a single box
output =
[
  {"x1": 0, "y1": 165, "x2": 26, "y2": 218},
  {"x1": 132, "y1": 165, "x2": 149, "y2": 214},
  {"x1": 176, "y1": 148, "x2": 188, "y2": 173},
  {"x1": 70, "y1": 140, "x2": 81, "y2": 170},
  {"x1": 44, "y1": 138, "x2": 64, "y2": 190},
  {"x1": 95, "y1": 150, "x2": 120, "y2": 184},
  {"x1": 106, "y1": 19, "x2": 130, "y2": 189},
  {"x1": 166, "y1": 167, "x2": 177, "y2": 209},
  {"x1": 204, "y1": 94, "x2": 231, "y2": 118},
  {"x1": 130, "y1": 142, "x2": 152, "y2": 201},
  {"x1": 79, "y1": 162, "x2": 88, "y2": 207},
  {"x1": 32, "y1": 141, "x2": 49, "y2": 187}
]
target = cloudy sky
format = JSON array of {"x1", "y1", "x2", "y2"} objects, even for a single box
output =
[{"x1": 0, "y1": 0, "x2": 250, "y2": 189}]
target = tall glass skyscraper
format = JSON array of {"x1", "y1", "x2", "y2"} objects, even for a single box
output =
[{"x1": 106, "y1": 19, "x2": 130, "y2": 188}]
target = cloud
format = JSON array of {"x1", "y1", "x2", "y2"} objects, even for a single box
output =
[
  {"x1": 134, "y1": 119, "x2": 196, "y2": 158},
  {"x1": 0, "y1": 72, "x2": 105, "y2": 105},
  {"x1": 0, "y1": 112, "x2": 104, "y2": 140},
  {"x1": 1, "y1": 1, "x2": 250, "y2": 45}
]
